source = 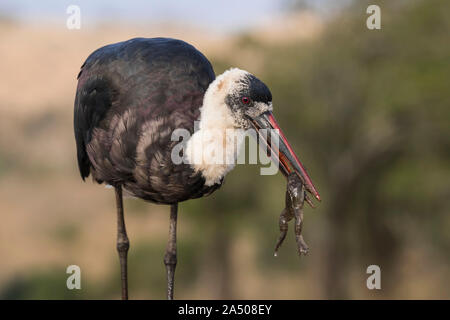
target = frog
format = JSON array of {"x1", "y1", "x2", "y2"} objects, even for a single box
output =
[{"x1": 274, "y1": 172, "x2": 309, "y2": 257}]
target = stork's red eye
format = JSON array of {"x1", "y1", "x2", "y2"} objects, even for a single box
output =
[{"x1": 241, "y1": 97, "x2": 250, "y2": 104}]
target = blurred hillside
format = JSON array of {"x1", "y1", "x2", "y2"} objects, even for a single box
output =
[{"x1": 0, "y1": 0, "x2": 449, "y2": 299}]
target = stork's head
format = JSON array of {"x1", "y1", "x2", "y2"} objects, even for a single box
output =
[{"x1": 200, "y1": 68, "x2": 320, "y2": 200}]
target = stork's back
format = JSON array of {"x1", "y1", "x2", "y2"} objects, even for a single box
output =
[{"x1": 74, "y1": 38, "x2": 220, "y2": 204}]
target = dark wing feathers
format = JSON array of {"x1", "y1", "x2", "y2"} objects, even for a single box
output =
[
  {"x1": 74, "y1": 75, "x2": 116, "y2": 180},
  {"x1": 74, "y1": 37, "x2": 219, "y2": 203}
]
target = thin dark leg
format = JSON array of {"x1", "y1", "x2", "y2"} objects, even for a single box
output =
[
  {"x1": 115, "y1": 185, "x2": 130, "y2": 300},
  {"x1": 164, "y1": 203, "x2": 178, "y2": 300}
]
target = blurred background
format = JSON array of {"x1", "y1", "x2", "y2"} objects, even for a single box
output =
[{"x1": 0, "y1": 0, "x2": 448, "y2": 299}]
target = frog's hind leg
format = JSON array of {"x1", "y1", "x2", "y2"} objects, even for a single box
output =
[
  {"x1": 274, "y1": 177, "x2": 296, "y2": 256},
  {"x1": 274, "y1": 208, "x2": 293, "y2": 256},
  {"x1": 293, "y1": 188, "x2": 309, "y2": 256}
]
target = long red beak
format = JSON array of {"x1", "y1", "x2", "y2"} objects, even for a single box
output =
[{"x1": 249, "y1": 111, "x2": 321, "y2": 201}]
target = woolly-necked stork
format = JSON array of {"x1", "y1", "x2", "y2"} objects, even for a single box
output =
[{"x1": 74, "y1": 37, "x2": 319, "y2": 300}]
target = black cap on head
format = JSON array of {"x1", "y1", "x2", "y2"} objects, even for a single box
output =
[
  {"x1": 222, "y1": 70, "x2": 273, "y2": 122},
  {"x1": 242, "y1": 74, "x2": 272, "y2": 103}
]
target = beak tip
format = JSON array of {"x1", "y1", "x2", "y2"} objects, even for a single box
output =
[{"x1": 258, "y1": 112, "x2": 321, "y2": 203}]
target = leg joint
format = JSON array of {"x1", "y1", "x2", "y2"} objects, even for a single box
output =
[
  {"x1": 117, "y1": 238, "x2": 130, "y2": 253},
  {"x1": 164, "y1": 252, "x2": 177, "y2": 266}
]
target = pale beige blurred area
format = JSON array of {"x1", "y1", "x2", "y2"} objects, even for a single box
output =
[{"x1": 0, "y1": 11, "x2": 323, "y2": 115}]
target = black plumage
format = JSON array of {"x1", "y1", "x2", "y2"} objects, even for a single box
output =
[
  {"x1": 74, "y1": 37, "x2": 320, "y2": 300},
  {"x1": 74, "y1": 37, "x2": 220, "y2": 204}
]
